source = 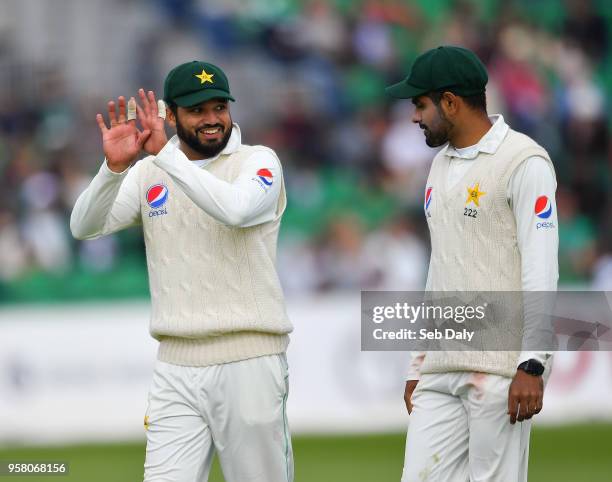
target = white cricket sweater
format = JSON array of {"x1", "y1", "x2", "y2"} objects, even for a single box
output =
[
  {"x1": 71, "y1": 125, "x2": 293, "y2": 366},
  {"x1": 419, "y1": 125, "x2": 555, "y2": 378}
]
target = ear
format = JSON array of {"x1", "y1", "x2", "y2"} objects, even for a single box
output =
[
  {"x1": 166, "y1": 106, "x2": 177, "y2": 128},
  {"x1": 440, "y1": 91, "x2": 459, "y2": 117}
]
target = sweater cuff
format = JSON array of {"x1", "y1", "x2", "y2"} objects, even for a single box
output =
[
  {"x1": 517, "y1": 351, "x2": 551, "y2": 368},
  {"x1": 101, "y1": 158, "x2": 131, "y2": 176}
]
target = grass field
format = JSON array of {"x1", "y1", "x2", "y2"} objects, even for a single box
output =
[{"x1": 1, "y1": 424, "x2": 611, "y2": 481}]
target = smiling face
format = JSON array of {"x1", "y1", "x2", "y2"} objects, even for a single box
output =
[
  {"x1": 411, "y1": 94, "x2": 453, "y2": 148},
  {"x1": 168, "y1": 98, "x2": 233, "y2": 159}
]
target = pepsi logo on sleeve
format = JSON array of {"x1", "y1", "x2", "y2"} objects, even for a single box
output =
[
  {"x1": 424, "y1": 186, "x2": 432, "y2": 217},
  {"x1": 257, "y1": 169, "x2": 273, "y2": 186},
  {"x1": 534, "y1": 195, "x2": 552, "y2": 219},
  {"x1": 534, "y1": 195, "x2": 555, "y2": 230},
  {"x1": 252, "y1": 168, "x2": 274, "y2": 192}
]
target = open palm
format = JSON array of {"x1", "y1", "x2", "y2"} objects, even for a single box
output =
[
  {"x1": 136, "y1": 88, "x2": 168, "y2": 156},
  {"x1": 96, "y1": 96, "x2": 150, "y2": 173}
]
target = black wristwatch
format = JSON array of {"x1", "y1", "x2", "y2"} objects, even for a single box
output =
[{"x1": 517, "y1": 359, "x2": 545, "y2": 376}]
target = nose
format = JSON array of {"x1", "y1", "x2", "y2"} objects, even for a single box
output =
[
  {"x1": 411, "y1": 111, "x2": 421, "y2": 124},
  {"x1": 201, "y1": 111, "x2": 220, "y2": 125}
]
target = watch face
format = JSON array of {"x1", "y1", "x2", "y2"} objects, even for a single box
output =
[
  {"x1": 527, "y1": 360, "x2": 545, "y2": 375},
  {"x1": 519, "y1": 360, "x2": 544, "y2": 375}
]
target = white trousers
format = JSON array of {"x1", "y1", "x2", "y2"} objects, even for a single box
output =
[
  {"x1": 143, "y1": 354, "x2": 293, "y2": 482},
  {"x1": 401, "y1": 372, "x2": 531, "y2": 482}
]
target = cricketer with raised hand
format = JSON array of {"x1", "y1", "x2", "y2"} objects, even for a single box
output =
[{"x1": 71, "y1": 61, "x2": 293, "y2": 482}]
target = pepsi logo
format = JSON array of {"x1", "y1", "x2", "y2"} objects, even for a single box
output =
[
  {"x1": 534, "y1": 195, "x2": 552, "y2": 219},
  {"x1": 425, "y1": 187, "x2": 433, "y2": 210},
  {"x1": 147, "y1": 184, "x2": 169, "y2": 209},
  {"x1": 257, "y1": 168, "x2": 273, "y2": 186}
]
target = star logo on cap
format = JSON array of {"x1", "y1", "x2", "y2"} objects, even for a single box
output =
[
  {"x1": 465, "y1": 182, "x2": 486, "y2": 206},
  {"x1": 195, "y1": 69, "x2": 214, "y2": 84}
]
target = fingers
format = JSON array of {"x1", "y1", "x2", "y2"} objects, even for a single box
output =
[
  {"x1": 508, "y1": 393, "x2": 518, "y2": 425},
  {"x1": 526, "y1": 393, "x2": 544, "y2": 418},
  {"x1": 136, "y1": 129, "x2": 151, "y2": 150},
  {"x1": 146, "y1": 90, "x2": 167, "y2": 119},
  {"x1": 147, "y1": 90, "x2": 158, "y2": 116},
  {"x1": 158, "y1": 99, "x2": 166, "y2": 119},
  {"x1": 509, "y1": 395, "x2": 531, "y2": 423},
  {"x1": 136, "y1": 104, "x2": 145, "y2": 124},
  {"x1": 107, "y1": 97, "x2": 129, "y2": 127},
  {"x1": 534, "y1": 397, "x2": 543, "y2": 414},
  {"x1": 509, "y1": 394, "x2": 543, "y2": 424},
  {"x1": 137, "y1": 88, "x2": 165, "y2": 120},
  {"x1": 117, "y1": 96, "x2": 127, "y2": 124},
  {"x1": 517, "y1": 398, "x2": 529, "y2": 422},
  {"x1": 127, "y1": 97, "x2": 137, "y2": 123},
  {"x1": 96, "y1": 113, "x2": 108, "y2": 133},
  {"x1": 138, "y1": 89, "x2": 158, "y2": 115},
  {"x1": 138, "y1": 88, "x2": 151, "y2": 118},
  {"x1": 105, "y1": 90, "x2": 164, "y2": 134},
  {"x1": 107, "y1": 100, "x2": 118, "y2": 127},
  {"x1": 508, "y1": 374, "x2": 544, "y2": 424}
]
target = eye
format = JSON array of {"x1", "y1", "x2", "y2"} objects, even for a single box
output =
[
  {"x1": 215, "y1": 104, "x2": 227, "y2": 112},
  {"x1": 189, "y1": 107, "x2": 202, "y2": 114}
]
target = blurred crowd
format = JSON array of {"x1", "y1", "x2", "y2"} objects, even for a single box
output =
[{"x1": 0, "y1": 0, "x2": 610, "y2": 301}]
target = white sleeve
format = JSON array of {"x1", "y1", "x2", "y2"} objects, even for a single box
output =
[
  {"x1": 410, "y1": 238, "x2": 433, "y2": 379},
  {"x1": 507, "y1": 156, "x2": 558, "y2": 367},
  {"x1": 153, "y1": 144, "x2": 282, "y2": 228},
  {"x1": 406, "y1": 351, "x2": 425, "y2": 381},
  {"x1": 70, "y1": 160, "x2": 142, "y2": 240}
]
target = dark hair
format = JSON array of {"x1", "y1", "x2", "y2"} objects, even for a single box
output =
[
  {"x1": 427, "y1": 90, "x2": 487, "y2": 113},
  {"x1": 167, "y1": 102, "x2": 178, "y2": 116}
]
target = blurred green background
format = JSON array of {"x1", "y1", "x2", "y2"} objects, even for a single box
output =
[
  {"x1": 1, "y1": 0, "x2": 611, "y2": 481},
  {"x1": 0, "y1": 0, "x2": 610, "y2": 301}
]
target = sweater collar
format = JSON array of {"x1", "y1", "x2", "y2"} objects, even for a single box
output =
[{"x1": 444, "y1": 115, "x2": 508, "y2": 160}]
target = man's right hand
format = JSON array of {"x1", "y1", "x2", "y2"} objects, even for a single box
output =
[
  {"x1": 96, "y1": 96, "x2": 151, "y2": 173},
  {"x1": 404, "y1": 380, "x2": 419, "y2": 414}
]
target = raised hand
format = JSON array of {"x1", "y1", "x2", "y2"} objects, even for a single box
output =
[
  {"x1": 135, "y1": 89, "x2": 168, "y2": 156},
  {"x1": 96, "y1": 96, "x2": 151, "y2": 173}
]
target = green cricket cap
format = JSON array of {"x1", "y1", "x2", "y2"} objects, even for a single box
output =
[
  {"x1": 163, "y1": 61, "x2": 235, "y2": 107},
  {"x1": 386, "y1": 46, "x2": 488, "y2": 99}
]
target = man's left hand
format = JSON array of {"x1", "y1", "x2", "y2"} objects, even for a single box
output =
[
  {"x1": 508, "y1": 369, "x2": 543, "y2": 424},
  {"x1": 133, "y1": 88, "x2": 168, "y2": 155}
]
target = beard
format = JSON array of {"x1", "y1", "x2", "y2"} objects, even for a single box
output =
[
  {"x1": 176, "y1": 119, "x2": 233, "y2": 158},
  {"x1": 423, "y1": 125, "x2": 449, "y2": 147},
  {"x1": 421, "y1": 108, "x2": 453, "y2": 148}
]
